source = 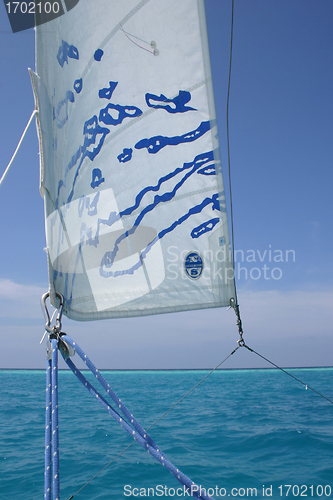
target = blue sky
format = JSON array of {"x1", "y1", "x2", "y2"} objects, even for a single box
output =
[{"x1": 0, "y1": 0, "x2": 332, "y2": 369}]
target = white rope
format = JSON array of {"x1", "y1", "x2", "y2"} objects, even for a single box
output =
[{"x1": 0, "y1": 109, "x2": 38, "y2": 187}]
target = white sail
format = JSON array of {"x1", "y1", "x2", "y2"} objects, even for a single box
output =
[{"x1": 30, "y1": 0, "x2": 236, "y2": 321}]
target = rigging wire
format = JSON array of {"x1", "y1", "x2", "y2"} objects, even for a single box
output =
[
  {"x1": 225, "y1": 0, "x2": 245, "y2": 346},
  {"x1": 0, "y1": 109, "x2": 37, "y2": 187},
  {"x1": 145, "y1": 346, "x2": 240, "y2": 428},
  {"x1": 226, "y1": 0, "x2": 235, "y2": 270},
  {"x1": 223, "y1": 0, "x2": 332, "y2": 407},
  {"x1": 67, "y1": 442, "x2": 135, "y2": 500},
  {"x1": 243, "y1": 344, "x2": 333, "y2": 404}
]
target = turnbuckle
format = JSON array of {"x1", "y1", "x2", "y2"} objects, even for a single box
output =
[{"x1": 229, "y1": 297, "x2": 245, "y2": 347}]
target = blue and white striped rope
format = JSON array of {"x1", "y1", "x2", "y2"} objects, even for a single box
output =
[
  {"x1": 51, "y1": 338, "x2": 60, "y2": 500},
  {"x1": 61, "y1": 335, "x2": 214, "y2": 500},
  {"x1": 44, "y1": 358, "x2": 52, "y2": 500}
]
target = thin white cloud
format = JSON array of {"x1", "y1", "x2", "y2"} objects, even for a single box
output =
[
  {"x1": 0, "y1": 279, "x2": 47, "y2": 318},
  {"x1": 0, "y1": 279, "x2": 45, "y2": 299}
]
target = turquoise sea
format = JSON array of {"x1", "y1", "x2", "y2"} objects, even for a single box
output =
[{"x1": 1, "y1": 368, "x2": 333, "y2": 500}]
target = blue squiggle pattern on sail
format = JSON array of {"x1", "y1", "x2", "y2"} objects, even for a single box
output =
[
  {"x1": 56, "y1": 116, "x2": 110, "y2": 207},
  {"x1": 82, "y1": 116, "x2": 110, "y2": 161},
  {"x1": 99, "y1": 81, "x2": 118, "y2": 100},
  {"x1": 74, "y1": 79, "x2": 83, "y2": 94},
  {"x1": 87, "y1": 211, "x2": 119, "y2": 249},
  {"x1": 197, "y1": 164, "x2": 216, "y2": 176},
  {"x1": 120, "y1": 151, "x2": 214, "y2": 219},
  {"x1": 64, "y1": 145, "x2": 84, "y2": 178},
  {"x1": 53, "y1": 152, "x2": 221, "y2": 303},
  {"x1": 50, "y1": 37, "x2": 220, "y2": 301},
  {"x1": 135, "y1": 120, "x2": 210, "y2": 154},
  {"x1": 91, "y1": 168, "x2": 105, "y2": 188},
  {"x1": 66, "y1": 116, "x2": 110, "y2": 203},
  {"x1": 54, "y1": 79, "x2": 206, "y2": 209},
  {"x1": 69, "y1": 152, "x2": 214, "y2": 266},
  {"x1": 97, "y1": 152, "x2": 218, "y2": 278},
  {"x1": 79, "y1": 192, "x2": 100, "y2": 217},
  {"x1": 94, "y1": 49, "x2": 104, "y2": 61},
  {"x1": 99, "y1": 103, "x2": 142, "y2": 126},
  {"x1": 158, "y1": 195, "x2": 220, "y2": 241},
  {"x1": 191, "y1": 217, "x2": 220, "y2": 239},
  {"x1": 57, "y1": 40, "x2": 79, "y2": 67},
  {"x1": 118, "y1": 148, "x2": 133, "y2": 163},
  {"x1": 56, "y1": 90, "x2": 75, "y2": 129},
  {"x1": 145, "y1": 90, "x2": 196, "y2": 113},
  {"x1": 100, "y1": 194, "x2": 220, "y2": 278}
]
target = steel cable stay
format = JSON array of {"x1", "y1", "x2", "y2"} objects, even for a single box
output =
[
  {"x1": 242, "y1": 344, "x2": 333, "y2": 404},
  {"x1": 0, "y1": 109, "x2": 37, "y2": 187},
  {"x1": 221, "y1": 0, "x2": 332, "y2": 406}
]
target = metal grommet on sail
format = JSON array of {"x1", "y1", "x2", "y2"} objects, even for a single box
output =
[{"x1": 151, "y1": 42, "x2": 159, "y2": 56}]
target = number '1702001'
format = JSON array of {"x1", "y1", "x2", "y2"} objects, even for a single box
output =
[
  {"x1": 5, "y1": 2, "x2": 60, "y2": 14},
  {"x1": 278, "y1": 485, "x2": 332, "y2": 497}
]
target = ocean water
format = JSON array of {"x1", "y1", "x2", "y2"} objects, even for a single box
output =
[{"x1": 1, "y1": 368, "x2": 333, "y2": 500}]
